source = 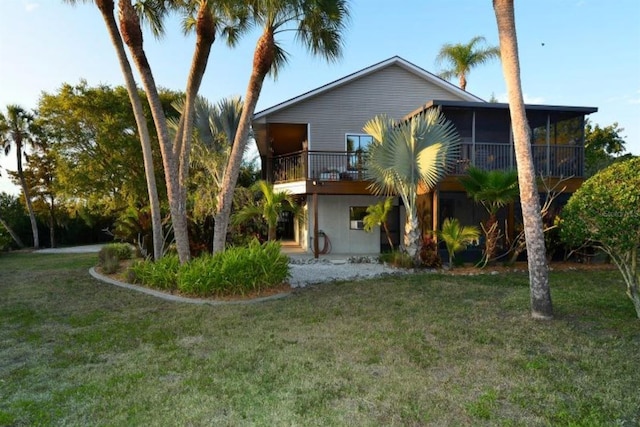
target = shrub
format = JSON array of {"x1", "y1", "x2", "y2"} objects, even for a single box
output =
[
  {"x1": 129, "y1": 255, "x2": 180, "y2": 291},
  {"x1": 98, "y1": 243, "x2": 134, "y2": 274},
  {"x1": 419, "y1": 234, "x2": 442, "y2": 268},
  {"x1": 99, "y1": 243, "x2": 133, "y2": 263},
  {"x1": 561, "y1": 157, "x2": 640, "y2": 318},
  {"x1": 379, "y1": 250, "x2": 414, "y2": 269},
  {"x1": 128, "y1": 240, "x2": 289, "y2": 297},
  {"x1": 177, "y1": 240, "x2": 289, "y2": 297}
]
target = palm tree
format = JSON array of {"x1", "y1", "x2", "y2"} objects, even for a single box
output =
[
  {"x1": 363, "y1": 197, "x2": 394, "y2": 250},
  {"x1": 493, "y1": 0, "x2": 553, "y2": 319},
  {"x1": 117, "y1": 0, "x2": 192, "y2": 263},
  {"x1": 212, "y1": 0, "x2": 350, "y2": 253},
  {"x1": 232, "y1": 180, "x2": 302, "y2": 241},
  {"x1": 364, "y1": 108, "x2": 460, "y2": 261},
  {"x1": 438, "y1": 217, "x2": 480, "y2": 269},
  {"x1": 0, "y1": 105, "x2": 39, "y2": 249},
  {"x1": 174, "y1": 95, "x2": 244, "y2": 227},
  {"x1": 65, "y1": 0, "x2": 164, "y2": 260},
  {"x1": 459, "y1": 167, "x2": 519, "y2": 266},
  {"x1": 435, "y1": 36, "x2": 500, "y2": 91}
]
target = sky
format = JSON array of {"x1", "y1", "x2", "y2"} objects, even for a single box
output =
[{"x1": 1, "y1": 0, "x2": 639, "y2": 195}]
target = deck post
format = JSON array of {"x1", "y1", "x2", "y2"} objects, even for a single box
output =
[{"x1": 313, "y1": 191, "x2": 319, "y2": 258}]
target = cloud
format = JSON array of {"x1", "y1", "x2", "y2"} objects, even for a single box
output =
[{"x1": 496, "y1": 93, "x2": 545, "y2": 104}]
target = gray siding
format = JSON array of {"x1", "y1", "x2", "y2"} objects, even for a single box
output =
[{"x1": 266, "y1": 64, "x2": 469, "y2": 152}]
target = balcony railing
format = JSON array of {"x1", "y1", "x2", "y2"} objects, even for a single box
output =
[{"x1": 270, "y1": 143, "x2": 583, "y2": 184}]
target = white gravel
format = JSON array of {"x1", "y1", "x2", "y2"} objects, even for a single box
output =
[{"x1": 288, "y1": 259, "x2": 403, "y2": 287}]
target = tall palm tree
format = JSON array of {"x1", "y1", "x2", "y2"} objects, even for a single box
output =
[
  {"x1": 493, "y1": 0, "x2": 553, "y2": 319},
  {"x1": 0, "y1": 105, "x2": 39, "y2": 249},
  {"x1": 212, "y1": 0, "x2": 350, "y2": 253},
  {"x1": 438, "y1": 217, "x2": 480, "y2": 269},
  {"x1": 364, "y1": 108, "x2": 460, "y2": 261},
  {"x1": 363, "y1": 197, "x2": 394, "y2": 251},
  {"x1": 117, "y1": 0, "x2": 191, "y2": 263},
  {"x1": 435, "y1": 36, "x2": 500, "y2": 91},
  {"x1": 232, "y1": 180, "x2": 302, "y2": 241},
  {"x1": 459, "y1": 167, "x2": 519, "y2": 266},
  {"x1": 65, "y1": 0, "x2": 164, "y2": 260}
]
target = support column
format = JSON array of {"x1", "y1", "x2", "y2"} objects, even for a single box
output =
[{"x1": 313, "y1": 191, "x2": 319, "y2": 259}]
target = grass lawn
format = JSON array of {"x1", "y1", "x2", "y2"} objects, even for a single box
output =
[{"x1": 1, "y1": 252, "x2": 638, "y2": 426}]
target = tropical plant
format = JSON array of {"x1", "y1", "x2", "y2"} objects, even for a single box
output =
[
  {"x1": 561, "y1": 158, "x2": 640, "y2": 319},
  {"x1": 364, "y1": 108, "x2": 460, "y2": 261},
  {"x1": 438, "y1": 218, "x2": 480, "y2": 269},
  {"x1": 363, "y1": 197, "x2": 394, "y2": 250},
  {"x1": 232, "y1": 180, "x2": 303, "y2": 242},
  {"x1": 213, "y1": 0, "x2": 350, "y2": 253},
  {"x1": 0, "y1": 105, "x2": 39, "y2": 248},
  {"x1": 493, "y1": 0, "x2": 553, "y2": 319},
  {"x1": 435, "y1": 36, "x2": 500, "y2": 91},
  {"x1": 459, "y1": 167, "x2": 518, "y2": 266}
]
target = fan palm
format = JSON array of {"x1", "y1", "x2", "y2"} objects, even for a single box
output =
[
  {"x1": 459, "y1": 166, "x2": 519, "y2": 266},
  {"x1": 0, "y1": 105, "x2": 39, "y2": 249},
  {"x1": 493, "y1": 0, "x2": 553, "y2": 318},
  {"x1": 363, "y1": 197, "x2": 394, "y2": 250},
  {"x1": 213, "y1": 0, "x2": 350, "y2": 253},
  {"x1": 364, "y1": 108, "x2": 460, "y2": 260},
  {"x1": 232, "y1": 180, "x2": 303, "y2": 241},
  {"x1": 438, "y1": 217, "x2": 480, "y2": 269},
  {"x1": 435, "y1": 36, "x2": 500, "y2": 91}
]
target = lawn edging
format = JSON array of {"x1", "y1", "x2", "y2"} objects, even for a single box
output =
[{"x1": 88, "y1": 267, "x2": 292, "y2": 305}]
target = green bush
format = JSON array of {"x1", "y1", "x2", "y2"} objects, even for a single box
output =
[
  {"x1": 98, "y1": 243, "x2": 134, "y2": 273},
  {"x1": 177, "y1": 240, "x2": 289, "y2": 297},
  {"x1": 129, "y1": 255, "x2": 180, "y2": 291},
  {"x1": 98, "y1": 243, "x2": 133, "y2": 263},
  {"x1": 129, "y1": 240, "x2": 289, "y2": 297},
  {"x1": 561, "y1": 157, "x2": 640, "y2": 318}
]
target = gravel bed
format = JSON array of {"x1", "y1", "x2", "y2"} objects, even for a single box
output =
[{"x1": 288, "y1": 258, "x2": 405, "y2": 288}]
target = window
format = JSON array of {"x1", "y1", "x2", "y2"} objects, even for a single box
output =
[
  {"x1": 349, "y1": 206, "x2": 367, "y2": 230},
  {"x1": 346, "y1": 134, "x2": 373, "y2": 152},
  {"x1": 346, "y1": 134, "x2": 372, "y2": 173}
]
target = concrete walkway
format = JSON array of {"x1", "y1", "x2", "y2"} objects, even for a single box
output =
[{"x1": 34, "y1": 244, "x2": 105, "y2": 254}]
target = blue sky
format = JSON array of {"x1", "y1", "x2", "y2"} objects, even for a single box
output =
[{"x1": 1, "y1": 0, "x2": 639, "y2": 194}]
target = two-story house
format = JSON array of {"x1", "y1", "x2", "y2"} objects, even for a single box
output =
[{"x1": 252, "y1": 56, "x2": 597, "y2": 256}]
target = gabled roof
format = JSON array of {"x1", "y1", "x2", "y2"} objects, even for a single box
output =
[{"x1": 253, "y1": 56, "x2": 485, "y2": 120}]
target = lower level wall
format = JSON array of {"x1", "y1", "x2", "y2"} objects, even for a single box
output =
[{"x1": 307, "y1": 195, "x2": 383, "y2": 255}]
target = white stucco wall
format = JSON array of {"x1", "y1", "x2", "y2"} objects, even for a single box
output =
[{"x1": 306, "y1": 195, "x2": 382, "y2": 255}]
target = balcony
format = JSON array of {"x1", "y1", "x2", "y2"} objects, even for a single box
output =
[{"x1": 270, "y1": 143, "x2": 584, "y2": 184}]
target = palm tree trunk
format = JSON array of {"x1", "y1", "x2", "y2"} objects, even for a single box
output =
[
  {"x1": 404, "y1": 208, "x2": 420, "y2": 261},
  {"x1": 383, "y1": 222, "x2": 394, "y2": 250},
  {"x1": 16, "y1": 142, "x2": 39, "y2": 249},
  {"x1": 213, "y1": 28, "x2": 275, "y2": 253},
  {"x1": 0, "y1": 215, "x2": 24, "y2": 248},
  {"x1": 493, "y1": 0, "x2": 553, "y2": 319},
  {"x1": 175, "y1": 3, "x2": 215, "y2": 222},
  {"x1": 97, "y1": 0, "x2": 164, "y2": 261},
  {"x1": 119, "y1": 0, "x2": 191, "y2": 263}
]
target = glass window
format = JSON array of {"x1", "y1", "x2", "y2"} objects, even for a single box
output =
[
  {"x1": 346, "y1": 134, "x2": 373, "y2": 152},
  {"x1": 349, "y1": 206, "x2": 367, "y2": 230}
]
